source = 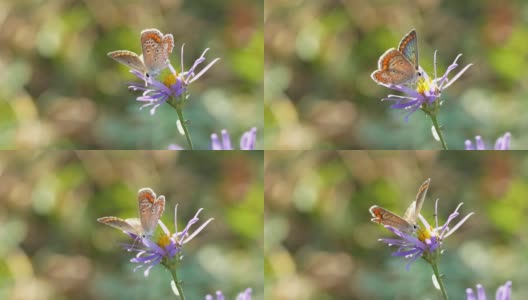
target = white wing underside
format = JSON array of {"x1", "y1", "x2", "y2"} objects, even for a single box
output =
[
  {"x1": 403, "y1": 178, "x2": 430, "y2": 224},
  {"x1": 123, "y1": 218, "x2": 143, "y2": 234},
  {"x1": 403, "y1": 201, "x2": 417, "y2": 223},
  {"x1": 99, "y1": 217, "x2": 144, "y2": 235}
]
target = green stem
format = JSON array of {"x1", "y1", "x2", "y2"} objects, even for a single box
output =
[
  {"x1": 429, "y1": 114, "x2": 448, "y2": 150},
  {"x1": 168, "y1": 98, "x2": 193, "y2": 150},
  {"x1": 431, "y1": 261, "x2": 449, "y2": 300},
  {"x1": 169, "y1": 267, "x2": 186, "y2": 300}
]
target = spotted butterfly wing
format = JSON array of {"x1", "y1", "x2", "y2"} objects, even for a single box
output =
[
  {"x1": 140, "y1": 29, "x2": 174, "y2": 76},
  {"x1": 137, "y1": 187, "x2": 165, "y2": 237},
  {"x1": 371, "y1": 48, "x2": 417, "y2": 85}
]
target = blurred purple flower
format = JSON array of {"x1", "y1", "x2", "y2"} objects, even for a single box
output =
[
  {"x1": 128, "y1": 45, "x2": 220, "y2": 115},
  {"x1": 379, "y1": 51, "x2": 472, "y2": 122},
  {"x1": 167, "y1": 127, "x2": 258, "y2": 150},
  {"x1": 378, "y1": 199, "x2": 474, "y2": 270},
  {"x1": 466, "y1": 281, "x2": 512, "y2": 300},
  {"x1": 465, "y1": 132, "x2": 511, "y2": 150},
  {"x1": 211, "y1": 128, "x2": 258, "y2": 150},
  {"x1": 206, "y1": 288, "x2": 252, "y2": 300}
]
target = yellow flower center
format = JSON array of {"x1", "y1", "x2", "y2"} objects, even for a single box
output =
[
  {"x1": 416, "y1": 76, "x2": 441, "y2": 98},
  {"x1": 416, "y1": 77, "x2": 432, "y2": 94},
  {"x1": 417, "y1": 226, "x2": 434, "y2": 242},
  {"x1": 157, "y1": 234, "x2": 171, "y2": 248},
  {"x1": 163, "y1": 73, "x2": 178, "y2": 87}
]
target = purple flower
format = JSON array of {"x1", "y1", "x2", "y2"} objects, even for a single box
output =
[
  {"x1": 206, "y1": 288, "x2": 252, "y2": 300},
  {"x1": 465, "y1": 132, "x2": 511, "y2": 150},
  {"x1": 211, "y1": 128, "x2": 258, "y2": 150},
  {"x1": 126, "y1": 234, "x2": 179, "y2": 277},
  {"x1": 128, "y1": 45, "x2": 220, "y2": 115},
  {"x1": 466, "y1": 281, "x2": 512, "y2": 300},
  {"x1": 378, "y1": 199, "x2": 474, "y2": 270},
  {"x1": 379, "y1": 51, "x2": 472, "y2": 122},
  {"x1": 124, "y1": 204, "x2": 213, "y2": 277}
]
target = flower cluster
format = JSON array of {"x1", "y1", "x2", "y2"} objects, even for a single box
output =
[
  {"x1": 121, "y1": 204, "x2": 213, "y2": 277},
  {"x1": 109, "y1": 30, "x2": 261, "y2": 151},
  {"x1": 373, "y1": 35, "x2": 518, "y2": 149},
  {"x1": 369, "y1": 179, "x2": 521, "y2": 300},
  {"x1": 378, "y1": 199, "x2": 473, "y2": 270},
  {"x1": 378, "y1": 51, "x2": 472, "y2": 122},
  {"x1": 128, "y1": 45, "x2": 220, "y2": 115},
  {"x1": 465, "y1": 132, "x2": 511, "y2": 150}
]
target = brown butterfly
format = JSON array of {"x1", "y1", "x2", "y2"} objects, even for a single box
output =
[
  {"x1": 369, "y1": 178, "x2": 431, "y2": 233},
  {"x1": 98, "y1": 188, "x2": 165, "y2": 238},
  {"x1": 107, "y1": 29, "x2": 174, "y2": 78},
  {"x1": 371, "y1": 29, "x2": 421, "y2": 85}
]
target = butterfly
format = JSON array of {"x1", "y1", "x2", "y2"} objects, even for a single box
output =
[
  {"x1": 371, "y1": 29, "x2": 421, "y2": 85},
  {"x1": 98, "y1": 188, "x2": 165, "y2": 238},
  {"x1": 369, "y1": 178, "x2": 431, "y2": 234},
  {"x1": 107, "y1": 28, "x2": 174, "y2": 79}
]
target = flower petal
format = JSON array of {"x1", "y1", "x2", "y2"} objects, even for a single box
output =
[{"x1": 442, "y1": 63, "x2": 473, "y2": 90}]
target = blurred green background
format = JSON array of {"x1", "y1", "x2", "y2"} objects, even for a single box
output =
[
  {"x1": 0, "y1": 150, "x2": 263, "y2": 300},
  {"x1": 265, "y1": 151, "x2": 528, "y2": 299},
  {"x1": 264, "y1": 0, "x2": 528, "y2": 149},
  {"x1": 0, "y1": 0, "x2": 263, "y2": 149}
]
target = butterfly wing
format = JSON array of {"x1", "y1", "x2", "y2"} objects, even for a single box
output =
[
  {"x1": 97, "y1": 216, "x2": 143, "y2": 235},
  {"x1": 369, "y1": 205, "x2": 413, "y2": 232},
  {"x1": 371, "y1": 49, "x2": 417, "y2": 85},
  {"x1": 123, "y1": 218, "x2": 144, "y2": 234},
  {"x1": 398, "y1": 29, "x2": 419, "y2": 71},
  {"x1": 138, "y1": 188, "x2": 165, "y2": 236},
  {"x1": 140, "y1": 29, "x2": 170, "y2": 76},
  {"x1": 107, "y1": 50, "x2": 147, "y2": 73},
  {"x1": 403, "y1": 178, "x2": 431, "y2": 224},
  {"x1": 162, "y1": 33, "x2": 174, "y2": 62}
]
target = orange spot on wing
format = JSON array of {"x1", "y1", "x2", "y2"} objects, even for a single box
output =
[
  {"x1": 399, "y1": 30, "x2": 416, "y2": 51},
  {"x1": 373, "y1": 72, "x2": 383, "y2": 81},
  {"x1": 144, "y1": 33, "x2": 162, "y2": 43},
  {"x1": 145, "y1": 193, "x2": 155, "y2": 203},
  {"x1": 370, "y1": 207, "x2": 383, "y2": 223},
  {"x1": 380, "y1": 50, "x2": 399, "y2": 69},
  {"x1": 372, "y1": 71, "x2": 389, "y2": 84},
  {"x1": 163, "y1": 35, "x2": 174, "y2": 53}
]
